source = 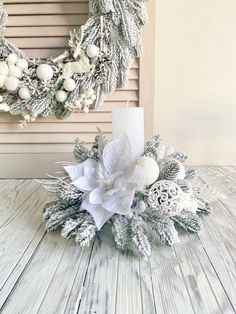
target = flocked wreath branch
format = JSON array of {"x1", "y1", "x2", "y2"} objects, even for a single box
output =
[
  {"x1": 0, "y1": 0, "x2": 147, "y2": 126},
  {"x1": 40, "y1": 132, "x2": 222, "y2": 259}
]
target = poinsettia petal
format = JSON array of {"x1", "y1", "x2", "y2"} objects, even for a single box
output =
[
  {"x1": 103, "y1": 134, "x2": 132, "y2": 174},
  {"x1": 72, "y1": 176, "x2": 95, "y2": 192},
  {"x1": 64, "y1": 158, "x2": 97, "y2": 182},
  {"x1": 102, "y1": 189, "x2": 135, "y2": 216},
  {"x1": 64, "y1": 164, "x2": 84, "y2": 181},
  {"x1": 89, "y1": 187, "x2": 106, "y2": 204},
  {"x1": 84, "y1": 166, "x2": 96, "y2": 179},
  {"x1": 82, "y1": 158, "x2": 97, "y2": 169},
  {"x1": 81, "y1": 198, "x2": 113, "y2": 230}
]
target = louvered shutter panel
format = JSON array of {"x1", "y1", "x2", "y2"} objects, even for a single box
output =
[{"x1": 0, "y1": 0, "x2": 155, "y2": 178}]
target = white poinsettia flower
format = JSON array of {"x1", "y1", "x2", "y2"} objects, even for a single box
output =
[{"x1": 64, "y1": 134, "x2": 145, "y2": 230}]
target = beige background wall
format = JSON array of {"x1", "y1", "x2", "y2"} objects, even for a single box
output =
[{"x1": 155, "y1": 0, "x2": 236, "y2": 165}]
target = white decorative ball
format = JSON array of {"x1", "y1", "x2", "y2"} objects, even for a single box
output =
[
  {"x1": 0, "y1": 75, "x2": 6, "y2": 88},
  {"x1": 0, "y1": 103, "x2": 10, "y2": 112},
  {"x1": 0, "y1": 95, "x2": 3, "y2": 102},
  {"x1": 83, "y1": 107, "x2": 89, "y2": 113},
  {"x1": 5, "y1": 76, "x2": 19, "y2": 92},
  {"x1": 136, "y1": 156, "x2": 159, "y2": 186},
  {"x1": 19, "y1": 87, "x2": 30, "y2": 100},
  {"x1": 9, "y1": 65, "x2": 22, "y2": 79},
  {"x1": 0, "y1": 62, "x2": 9, "y2": 76},
  {"x1": 86, "y1": 44, "x2": 100, "y2": 58},
  {"x1": 63, "y1": 78, "x2": 76, "y2": 92},
  {"x1": 148, "y1": 180, "x2": 184, "y2": 216},
  {"x1": 16, "y1": 59, "x2": 28, "y2": 70},
  {"x1": 56, "y1": 90, "x2": 68, "y2": 103},
  {"x1": 6, "y1": 53, "x2": 18, "y2": 65},
  {"x1": 36, "y1": 64, "x2": 54, "y2": 81}
]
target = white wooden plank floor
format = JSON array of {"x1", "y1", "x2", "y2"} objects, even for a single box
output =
[{"x1": 0, "y1": 166, "x2": 235, "y2": 314}]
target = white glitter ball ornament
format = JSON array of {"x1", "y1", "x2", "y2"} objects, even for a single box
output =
[
  {"x1": 56, "y1": 90, "x2": 68, "y2": 103},
  {"x1": 86, "y1": 44, "x2": 100, "y2": 58},
  {"x1": 19, "y1": 87, "x2": 30, "y2": 100},
  {"x1": 36, "y1": 64, "x2": 54, "y2": 81},
  {"x1": 148, "y1": 180, "x2": 184, "y2": 216},
  {"x1": 6, "y1": 53, "x2": 18, "y2": 65},
  {"x1": 136, "y1": 156, "x2": 159, "y2": 186},
  {"x1": 63, "y1": 78, "x2": 76, "y2": 92},
  {"x1": 5, "y1": 76, "x2": 19, "y2": 92},
  {"x1": 16, "y1": 59, "x2": 28, "y2": 71}
]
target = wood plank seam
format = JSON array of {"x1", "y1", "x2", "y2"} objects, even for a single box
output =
[
  {"x1": 197, "y1": 237, "x2": 236, "y2": 313},
  {"x1": 0, "y1": 229, "x2": 47, "y2": 311}
]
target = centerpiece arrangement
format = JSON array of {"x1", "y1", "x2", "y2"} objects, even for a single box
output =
[{"x1": 40, "y1": 108, "x2": 220, "y2": 259}]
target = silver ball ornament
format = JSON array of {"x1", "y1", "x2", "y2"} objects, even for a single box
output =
[
  {"x1": 56, "y1": 90, "x2": 68, "y2": 103},
  {"x1": 86, "y1": 44, "x2": 100, "y2": 58},
  {"x1": 63, "y1": 78, "x2": 76, "y2": 92},
  {"x1": 36, "y1": 64, "x2": 54, "y2": 81},
  {"x1": 148, "y1": 180, "x2": 184, "y2": 216}
]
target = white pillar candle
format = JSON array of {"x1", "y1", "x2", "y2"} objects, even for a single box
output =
[{"x1": 112, "y1": 107, "x2": 145, "y2": 160}]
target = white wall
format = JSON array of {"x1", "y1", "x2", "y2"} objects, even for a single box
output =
[{"x1": 156, "y1": 0, "x2": 236, "y2": 165}]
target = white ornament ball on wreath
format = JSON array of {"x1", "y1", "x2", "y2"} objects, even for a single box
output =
[
  {"x1": 86, "y1": 44, "x2": 100, "y2": 58},
  {"x1": 9, "y1": 65, "x2": 22, "y2": 79},
  {"x1": 6, "y1": 53, "x2": 18, "y2": 65},
  {"x1": 0, "y1": 95, "x2": 3, "y2": 102},
  {"x1": 16, "y1": 59, "x2": 28, "y2": 71},
  {"x1": 5, "y1": 76, "x2": 19, "y2": 92},
  {"x1": 63, "y1": 78, "x2": 76, "y2": 92},
  {"x1": 19, "y1": 87, "x2": 30, "y2": 100},
  {"x1": 36, "y1": 64, "x2": 54, "y2": 81},
  {"x1": 0, "y1": 75, "x2": 6, "y2": 88},
  {"x1": 136, "y1": 156, "x2": 159, "y2": 186},
  {"x1": 0, "y1": 103, "x2": 10, "y2": 112},
  {"x1": 56, "y1": 90, "x2": 68, "y2": 103},
  {"x1": 0, "y1": 62, "x2": 9, "y2": 76},
  {"x1": 148, "y1": 180, "x2": 184, "y2": 216}
]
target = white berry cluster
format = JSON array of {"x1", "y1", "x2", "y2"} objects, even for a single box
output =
[
  {"x1": 74, "y1": 89, "x2": 96, "y2": 113},
  {"x1": 0, "y1": 53, "x2": 29, "y2": 99}
]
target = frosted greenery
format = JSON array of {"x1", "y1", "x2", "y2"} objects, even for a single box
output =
[{"x1": 40, "y1": 133, "x2": 220, "y2": 259}]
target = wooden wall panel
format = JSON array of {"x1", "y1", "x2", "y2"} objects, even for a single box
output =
[{"x1": 0, "y1": 0, "x2": 156, "y2": 178}]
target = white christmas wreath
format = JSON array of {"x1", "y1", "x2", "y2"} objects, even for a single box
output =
[{"x1": 0, "y1": 0, "x2": 147, "y2": 126}]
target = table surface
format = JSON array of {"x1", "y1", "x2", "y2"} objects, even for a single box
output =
[{"x1": 0, "y1": 166, "x2": 235, "y2": 314}]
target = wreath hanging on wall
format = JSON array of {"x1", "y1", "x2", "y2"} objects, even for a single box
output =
[{"x1": 0, "y1": 0, "x2": 147, "y2": 126}]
